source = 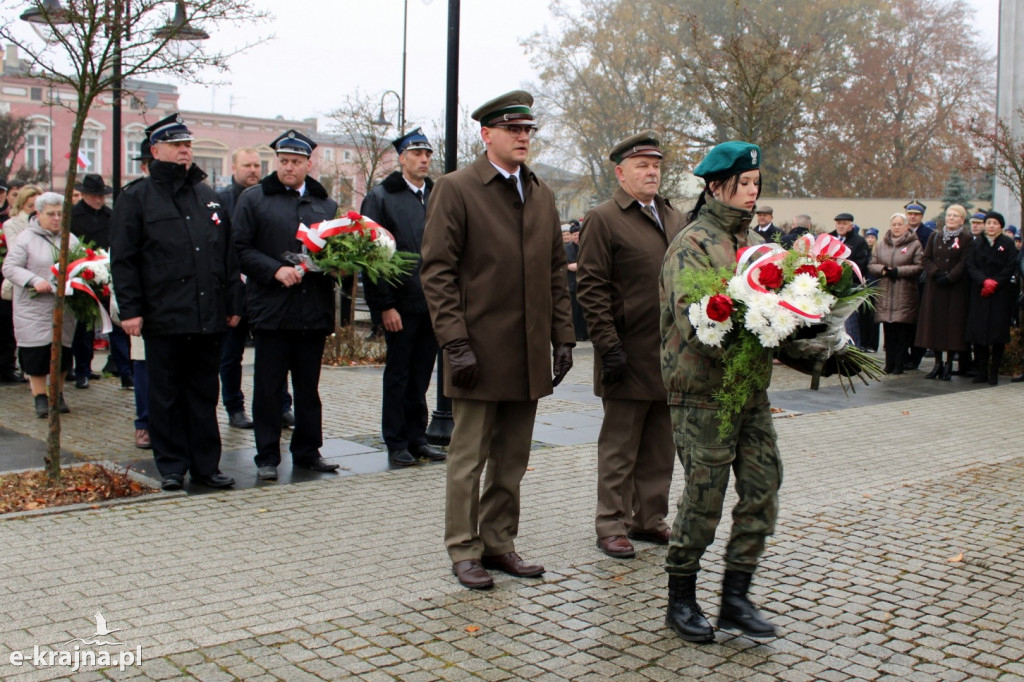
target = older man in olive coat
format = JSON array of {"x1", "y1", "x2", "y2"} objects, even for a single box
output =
[
  {"x1": 421, "y1": 90, "x2": 575, "y2": 590},
  {"x1": 577, "y1": 131, "x2": 683, "y2": 560}
]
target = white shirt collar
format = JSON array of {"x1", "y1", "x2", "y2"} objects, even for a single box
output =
[{"x1": 404, "y1": 176, "x2": 425, "y2": 194}]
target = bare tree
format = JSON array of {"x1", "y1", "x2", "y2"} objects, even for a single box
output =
[
  {"x1": 970, "y1": 108, "x2": 1024, "y2": 226},
  {"x1": 0, "y1": 0, "x2": 271, "y2": 479},
  {"x1": 0, "y1": 111, "x2": 33, "y2": 178},
  {"x1": 426, "y1": 106, "x2": 485, "y2": 177},
  {"x1": 324, "y1": 90, "x2": 398, "y2": 207}
]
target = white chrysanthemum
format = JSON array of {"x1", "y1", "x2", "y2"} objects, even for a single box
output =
[
  {"x1": 780, "y1": 273, "x2": 836, "y2": 318},
  {"x1": 744, "y1": 293, "x2": 800, "y2": 347},
  {"x1": 726, "y1": 274, "x2": 756, "y2": 305},
  {"x1": 373, "y1": 230, "x2": 396, "y2": 258},
  {"x1": 89, "y1": 262, "x2": 111, "y2": 285},
  {"x1": 688, "y1": 297, "x2": 733, "y2": 347}
]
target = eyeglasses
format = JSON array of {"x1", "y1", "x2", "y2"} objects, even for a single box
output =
[{"x1": 499, "y1": 125, "x2": 536, "y2": 138}]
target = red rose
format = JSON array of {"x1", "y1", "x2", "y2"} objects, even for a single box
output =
[
  {"x1": 86, "y1": 248, "x2": 96, "y2": 258},
  {"x1": 346, "y1": 211, "x2": 363, "y2": 222},
  {"x1": 794, "y1": 264, "x2": 817, "y2": 278},
  {"x1": 758, "y1": 263, "x2": 784, "y2": 290},
  {"x1": 82, "y1": 268, "x2": 95, "y2": 281},
  {"x1": 101, "y1": 285, "x2": 110, "y2": 296},
  {"x1": 706, "y1": 294, "x2": 734, "y2": 322},
  {"x1": 817, "y1": 260, "x2": 843, "y2": 285}
]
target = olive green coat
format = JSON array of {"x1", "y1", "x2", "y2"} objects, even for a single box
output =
[
  {"x1": 577, "y1": 187, "x2": 683, "y2": 399},
  {"x1": 421, "y1": 155, "x2": 575, "y2": 401}
]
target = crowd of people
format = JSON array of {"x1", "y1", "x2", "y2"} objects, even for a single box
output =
[{"x1": 1, "y1": 88, "x2": 1023, "y2": 645}]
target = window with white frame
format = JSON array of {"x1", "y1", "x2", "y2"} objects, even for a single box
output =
[
  {"x1": 24, "y1": 123, "x2": 50, "y2": 170},
  {"x1": 126, "y1": 137, "x2": 142, "y2": 176},
  {"x1": 80, "y1": 132, "x2": 101, "y2": 173}
]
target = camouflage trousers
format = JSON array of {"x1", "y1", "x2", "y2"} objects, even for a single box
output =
[{"x1": 666, "y1": 391, "x2": 782, "y2": 576}]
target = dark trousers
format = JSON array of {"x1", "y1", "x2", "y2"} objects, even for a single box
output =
[
  {"x1": 570, "y1": 290, "x2": 589, "y2": 341},
  {"x1": 144, "y1": 334, "x2": 224, "y2": 478},
  {"x1": 220, "y1": 318, "x2": 291, "y2": 415},
  {"x1": 72, "y1": 322, "x2": 94, "y2": 378},
  {"x1": 133, "y1": 360, "x2": 149, "y2": 430},
  {"x1": 883, "y1": 322, "x2": 913, "y2": 373},
  {"x1": 252, "y1": 329, "x2": 327, "y2": 467},
  {"x1": 858, "y1": 302, "x2": 879, "y2": 352},
  {"x1": 381, "y1": 311, "x2": 438, "y2": 452},
  {"x1": 0, "y1": 297, "x2": 16, "y2": 374},
  {"x1": 109, "y1": 326, "x2": 131, "y2": 376}
]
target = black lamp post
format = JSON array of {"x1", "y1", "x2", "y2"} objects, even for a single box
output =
[{"x1": 375, "y1": 89, "x2": 404, "y2": 135}]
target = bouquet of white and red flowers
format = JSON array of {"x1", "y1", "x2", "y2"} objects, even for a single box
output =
[
  {"x1": 681, "y1": 233, "x2": 881, "y2": 438},
  {"x1": 52, "y1": 244, "x2": 113, "y2": 333},
  {"x1": 286, "y1": 210, "x2": 417, "y2": 286}
]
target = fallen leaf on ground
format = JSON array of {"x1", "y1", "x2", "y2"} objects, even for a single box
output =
[
  {"x1": 902, "y1": 411, "x2": 910, "y2": 415},
  {"x1": 526, "y1": 467, "x2": 534, "y2": 472},
  {"x1": 465, "y1": 625, "x2": 479, "y2": 633},
  {"x1": 0, "y1": 464, "x2": 157, "y2": 514},
  {"x1": 947, "y1": 552, "x2": 964, "y2": 563}
]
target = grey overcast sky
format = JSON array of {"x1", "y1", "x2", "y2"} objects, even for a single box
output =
[{"x1": 173, "y1": 0, "x2": 1000, "y2": 131}]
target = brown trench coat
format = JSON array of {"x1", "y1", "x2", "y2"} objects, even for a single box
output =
[
  {"x1": 576, "y1": 187, "x2": 683, "y2": 400},
  {"x1": 869, "y1": 229, "x2": 924, "y2": 324},
  {"x1": 915, "y1": 228, "x2": 972, "y2": 351},
  {"x1": 420, "y1": 155, "x2": 575, "y2": 402}
]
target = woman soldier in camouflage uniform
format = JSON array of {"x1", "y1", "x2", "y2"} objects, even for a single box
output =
[{"x1": 659, "y1": 141, "x2": 779, "y2": 642}]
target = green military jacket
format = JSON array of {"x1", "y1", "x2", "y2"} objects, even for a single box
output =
[{"x1": 659, "y1": 196, "x2": 767, "y2": 405}]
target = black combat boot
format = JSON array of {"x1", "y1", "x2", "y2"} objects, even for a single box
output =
[
  {"x1": 924, "y1": 353, "x2": 942, "y2": 379},
  {"x1": 666, "y1": 574, "x2": 714, "y2": 643},
  {"x1": 718, "y1": 569, "x2": 776, "y2": 639}
]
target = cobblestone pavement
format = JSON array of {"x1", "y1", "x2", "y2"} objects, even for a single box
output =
[{"x1": 1, "y1": 346, "x2": 1023, "y2": 680}]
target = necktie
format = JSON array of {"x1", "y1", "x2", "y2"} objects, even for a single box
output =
[
  {"x1": 415, "y1": 189, "x2": 423, "y2": 205},
  {"x1": 641, "y1": 203, "x2": 662, "y2": 230},
  {"x1": 510, "y1": 175, "x2": 523, "y2": 201}
]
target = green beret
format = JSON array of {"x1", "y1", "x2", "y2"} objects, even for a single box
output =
[
  {"x1": 693, "y1": 141, "x2": 761, "y2": 179},
  {"x1": 471, "y1": 90, "x2": 536, "y2": 128},
  {"x1": 609, "y1": 130, "x2": 662, "y2": 163}
]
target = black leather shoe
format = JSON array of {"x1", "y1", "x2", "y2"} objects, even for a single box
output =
[
  {"x1": 666, "y1": 574, "x2": 714, "y2": 643},
  {"x1": 57, "y1": 393, "x2": 70, "y2": 414},
  {"x1": 388, "y1": 449, "x2": 418, "y2": 467},
  {"x1": 191, "y1": 472, "x2": 235, "y2": 488},
  {"x1": 228, "y1": 411, "x2": 254, "y2": 429},
  {"x1": 281, "y1": 410, "x2": 296, "y2": 428},
  {"x1": 0, "y1": 371, "x2": 24, "y2": 383},
  {"x1": 718, "y1": 570, "x2": 776, "y2": 639},
  {"x1": 256, "y1": 465, "x2": 278, "y2": 480},
  {"x1": 34, "y1": 394, "x2": 48, "y2": 418},
  {"x1": 161, "y1": 474, "x2": 184, "y2": 491},
  {"x1": 410, "y1": 443, "x2": 446, "y2": 461},
  {"x1": 1012, "y1": 373, "x2": 1024, "y2": 383},
  {"x1": 121, "y1": 374, "x2": 134, "y2": 389},
  {"x1": 75, "y1": 375, "x2": 89, "y2": 389},
  {"x1": 296, "y1": 457, "x2": 340, "y2": 472}
]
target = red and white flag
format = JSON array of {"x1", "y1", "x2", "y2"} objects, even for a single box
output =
[{"x1": 64, "y1": 150, "x2": 90, "y2": 169}]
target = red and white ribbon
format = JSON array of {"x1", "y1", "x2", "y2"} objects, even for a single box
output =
[
  {"x1": 792, "y1": 233, "x2": 864, "y2": 284},
  {"x1": 51, "y1": 250, "x2": 113, "y2": 334},
  {"x1": 295, "y1": 213, "x2": 393, "y2": 253},
  {"x1": 735, "y1": 243, "x2": 821, "y2": 320}
]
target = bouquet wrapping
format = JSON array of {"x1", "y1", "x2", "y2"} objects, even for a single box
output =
[
  {"x1": 51, "y1": 245, "x2": 113, "y2": 333},
  {"x1": 285, "y1": 211, "x2": 416, "y2": 286},
  {"x1": 681, "y1": 233, "x2": 881, "y2": 438}
]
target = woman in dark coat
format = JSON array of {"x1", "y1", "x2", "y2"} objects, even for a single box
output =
[
  {"x1": 915, "y1": 204, "x2": 972, "y2": 380},
  {"x1": 869, "y1": 213, "x2": 924, "y2": 374},
  {"x1": 965, "y1": 211, "x2": 1018, "y2": 385}
]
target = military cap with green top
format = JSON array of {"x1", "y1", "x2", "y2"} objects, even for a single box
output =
[
  {"x1": 609, "y1": 130, "x2": 663, "y2": 163},
  {"x1": 693, "y1": 141, "x2": 761, "y2": 179},
  {"x1": 471, "y1": 90, "x2": 536, "y2": 128}
]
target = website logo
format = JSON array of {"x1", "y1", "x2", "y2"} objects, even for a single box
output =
[{"x1": 8, "y1": 612, "x2": 142, "y2": 673}]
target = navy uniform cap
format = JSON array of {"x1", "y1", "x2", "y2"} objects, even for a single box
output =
[
  {"x1": 904, "y1": 200, "x2": 926, "y2": 214},
  {"x1": 0, "y1": 178, "x2": 7, "y2": 191},
  {"x1": 609, "y1": 130, "x2": 662, "y2": 163},
  {"x1": 393, "y1": 127, "x2": 433, "y2": 154},
  {"x1": 693, "y1": 141, "x2": 761, "y2": 179},
  {"x1": 864, "y1": 228, "x2": 879, "y2": 237},
  {"x1": 970, "y1": 210, "x2": 987, "y2": 221},
  {"x1": 132, "y1": 138, "x2": 153, "y2": 162},
  {"x1": 471, "y1": 90, "x2": 536, "y2": 128},
  {"x1": 270, "y1": 129, "x2": 316, "y2": 157},
  {"x1": 834, "y1": 212, "x2": 855, "y2": 221},
  {"x1": 146, "y1": 113, "x2": 194, "y2": 144}
]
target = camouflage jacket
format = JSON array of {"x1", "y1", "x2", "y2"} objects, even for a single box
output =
[{"x1": 659, "y1": 197, "x2": 767, "y2": 406}]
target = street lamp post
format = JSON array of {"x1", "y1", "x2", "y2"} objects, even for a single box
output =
[{"x1": 375, "y1": 89, "x2": 404, "y2": 135}]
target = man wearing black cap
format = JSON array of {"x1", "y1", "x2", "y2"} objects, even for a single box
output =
[
  {"x1": 903, "y1": 200, "x2": 930, "y2": 369},
  {"x1": 577, "y1": 131, "x2": 682, "y2": 561},
  {"x1": 360, "y1": 128, "x2": 445, "y2": 468},
  {"x1": 110, "y1": 112, "x2": 241, "y2": 491},
  {"x1": 830, "y1": 212, "x2": 871, "y2": 348},
  {"x1": 233, "y1": 129, "x2": 341, "y2": 481},
  {"x1": 69, "y1": 174, "x2": 117, "y2": 390},
  {"x1": 421, "y1": 90, "x2": 575, "y2": 590},
  {"x1": 753, "y1": 206, "x2": 782, "y2": 243}
]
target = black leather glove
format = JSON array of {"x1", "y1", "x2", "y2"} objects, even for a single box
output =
[
  {"x1": 886, "y1": 267, "x2": 899, "y2": 279},
  {"x1": 934, "y1": 271, "x2": 949, "y2": 285},
  {"x1": 445, "y1": 338, "x2": 480, "y2": 390},
  {"x1": 600, "y1": 344, "x2": 628, "y2": 385},
  {"x1": 793, "y1": 323, "x2": 828, "y2": 341},
  {"x1": 552, "y1": 343, "x2": 574, "y2": 387}
]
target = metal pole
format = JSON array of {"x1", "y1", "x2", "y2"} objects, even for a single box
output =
[
  {"x1": 111, "y1": 1, "x2": 124, "y2": 200},
  {"x1": 400, "y1": 0, "x2": 407, "y2": 135},
  {"x1": 425, "y1": 0, "x2": 459, "y2": 446}
]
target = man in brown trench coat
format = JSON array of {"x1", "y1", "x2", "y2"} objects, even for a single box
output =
[
  {"x1": 577, "y1": 131, "x2": 682, "y2": 559},
  {"x1": 421, "y1": 90, "x2": 576, "y2": 590}
]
